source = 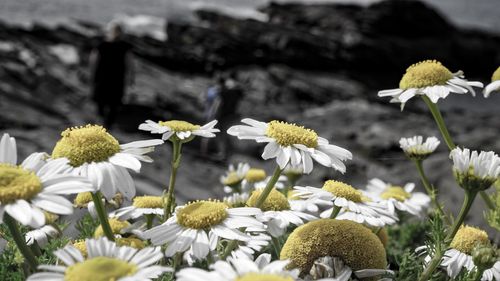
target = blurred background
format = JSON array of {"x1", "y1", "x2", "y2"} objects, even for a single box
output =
[{"x1": 0, "y1": 0, "x2": 499, "y2": 233}]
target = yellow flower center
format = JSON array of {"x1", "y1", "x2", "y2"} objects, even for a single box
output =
[
  {"x1": 245, "y1": 168, "x2": 267, "y2": 183},
  {"x1": 0, "y1": 164, "x2": 42, "y2": 204},
  {"x1": 177, "y1": 200, "x2": 228, "y2": 229},
  {"x1": 450, "y1": 225, "x2": 489, "y2": 255},
  {"x1": 94, "y1": 218, "x2": 130, "y2": 238},
  {"x1": 52, "y1": 125, "x2": 120, "y2": 167},
  {"x1": 280, "y1": 219, "x2": 387, "y2": 277},
  {"x1": 72, "y1": 240, "x2": 87, "y2": 258},
  {"x1": 492, "y1": 66, "x2": 500, "y2": 82},
  {"x1": 235, "y1": 273, "x2": 294, "y2": 281},
  {"x1": 322, "y1": 180, "x2": 363, "y2": 203},
  {"x1": 64, "y1": 257, "x2": 137, "y2": 281},
  {"x1": 132, "y1": 196, "x2": 163, "y2": 209},
  {"x1": 380, "y1": 186, "x2": 411, "y2": 202},
  {"x1": 399, "y1": 60, "x2": 453, "y2": 89},
  {"x1": 116, "y1": 237, "x2": 145, "y2": 249},
  {"x1": 159, "y1": 120, "x2": 200, "y2": 132},
  {"x1": 266, "y1": 120, "x2": 318, "y2": 148},
  {"x1": 247, "y1": 189, "x2": 290, "y2": 211},
  {"x1": 223, "y1": 172, "x2": 242, "y2": 186},
  {"x1": 74, "y1": 192, "x2": 93, "y2": 208}
]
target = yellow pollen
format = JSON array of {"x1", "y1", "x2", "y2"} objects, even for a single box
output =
[
  {"x1": 450, "y1": 225, "x2": 489, "y2": 254},
  {"x1": 176, "y1": 200, "x2": 228, "y2": 229},
  {"x1": 266, "y1": 120, "x2": 318, "y2": 148},
  {"x1": 74, "y1": 192, "x2": 93, "y2": 208},
  {"x1": 399, "y1": 60, "x2": 453, "y2": 89},
  {"x1": 280, "y1": 219, "x2": 387, "y2": 278},
  {"x1": 116, "y1": 237, "x2": 145, "y2": 249},
  {"x1": 94, "y1": 218, "x2": 130, "y2": 238},
  {"x1": 64, "y1": 257, "x2": 137, "y2": 281},
  {"x1": 72, "y1": 240, "x2": 87, "y2": 257},
  {"x1": 132, "y1": 196, "x2": 163, "y2": 209},
  {"x1": 223, "y1": 172, "x2": 242, "y2": 186},
  {"x1": 235, "y1": 273, "x2": 294, "y2": 281},
  {"x1": 247, "y1": 189, "x2": 290, "y2": 211},
  {"x1": 0, "y1": 164, "x2": 42, "y2": 204},
  {"x1": 380, "y1": 186, "x2": 411, "y2": 202},
  {"x1": 52, "y1": 125, "x2": 120, "y2": 167},
  {"x1": 245, "y1": 168, "x2": 267, "y2": 183},
  {"x1": 322, "y1": 180, "x2": 363, "y2": 203},
  {"x1": 492, "y1": 66, "x2": 500, "y2": 82},
  {"x1": 159, "y1": 120, "x2": 200, "y2": 132}
]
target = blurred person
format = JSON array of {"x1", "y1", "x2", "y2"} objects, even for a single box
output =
[
  {"x1": 200, "y1": 75, "x2": 224, "y2": 155},
  {"x1": 214, "y1": 72, "x2": 244, "y2": 161},
  {"x1": 89, "y1": 21, "x2": 134, "y2": 130}
]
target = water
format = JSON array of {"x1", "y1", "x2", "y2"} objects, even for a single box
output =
[{"x1": 0, "y1": 0, "x2": 498, "y2": 34}]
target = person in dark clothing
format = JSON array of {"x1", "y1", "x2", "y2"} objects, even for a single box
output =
[
  {"x1": 215, "y1": 74, "x2": 244, "y2": 160},
  {"x1": 90, "y1": 22, "x2": 133, "y2": 130}
]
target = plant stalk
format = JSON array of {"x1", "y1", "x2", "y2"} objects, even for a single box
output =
[
  {"x1": 421, "y1": 96, "x2": 456, "y2": 150},
  {"x1": 4, "y1": 214, "x2": 38, "y2": 272},
  {"x1": 414, "y1": 160, "x2": 450, "y2": 224},
  {"x1": 329, "y1": 205, "x2": 342, "y2": 219},
  {"x1": 91, "y1": 192, "x2": 115, "y2": 241},
  {"x1": 418, "y1": 191, "x2": 478, "y2": 281},
  {"x1": 164, "y1": 140, "x2": 183, "y2": 220}
]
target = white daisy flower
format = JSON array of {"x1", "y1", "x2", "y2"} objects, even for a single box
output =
[
  {"x1": 27, "y1": 237, "x2": 171, "y2": 281},
  {"x1": 223, "y1": 192, "x2": 250, "y2": 208},
  {"x1": 305, "y1": 256, "x2": 394, "y2": 281},
  {"x1": 399, "y1": 136, "x2": 440, "y2": 160},
  {"x1": 111, "y1": 195, "x2": 163, "y2": 220},
  {"x1": 230, "y1": 233, "x2": 272, "y2": 260},
  {"x1": 177, "y1": 253, "x2": 300, "y2": 281},
  {"x1": 420, "y1": 226, "x2": 499, "y2": 280},
  {"x1": 50, "y1": 125, "x2": 163, "y2": 200},
  {"x1": 25, "y1": 225, "x2": 59, "y2": 247},
  {"x1": 378, "y1": 60, "x2": 483, "y2": 110},
  {"x1": 220, "y1": 162, "x2": 250, "y2": 188},
  {"x1": 227, "y1": 118, "x2": 352, "y2": 174},
  {"x1": 139, "y1": 119, "x2": 219, "y2": 141},
  {"x1": 287, "y1": 190, "x2": 328, "y2": 214},
  {"x1": 294, "y1": 181, "x2": 397, "y2": 227},
  {"x1": 0, "y1": 133, "x2": 94, "y2": 227},
  {"x1": 223, "y1": 167, "x2": 287, "y2": 194},
  {"x1": 252, "y1": 174, "x2": 287, "y2": 191},
  {"x1": 143, "y1": 200, "x2": 265, "y2": 261},
  {"x1": 450, "y1": 147, "x2": 500, "y2": 191},
  {"x1": 247, "y1": 188, "x2": 317, "y2": 237},
  {"x1": 365, "y1": 178, "x2": 430, "y2": 216},
  {"x1": 484, "y1": 66, "x2": 500, "y2": 98}
]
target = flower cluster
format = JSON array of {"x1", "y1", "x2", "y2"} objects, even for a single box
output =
[{"x1": 1, "y1": 59, "x2": 499, "y2": 281}]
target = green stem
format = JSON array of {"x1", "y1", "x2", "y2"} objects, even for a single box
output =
[
  {"x1": 421, "y1": 96, "x2": 456, "y2": 150},
  {"x1": 418, "y1": 191, "x2": 478, "y2": 281},
  {"x1": 30, "y1": 242, "x2": 42, "y2": 257},
  {"x1": 91, "y1": 192, "x2": 115, "y2": 241},
  {"x1": 329, "y1": 205, "x2": 342, "y2": 219},
  {"x1": 145, "y1": 214, "x2": 154, "y2": 229},
  {"x1": 255, "y1": 166, "x2": 283, "y2": 208},
  {"x1": 271, "y1": 237, "x2": 282, "y2": 258},
  {"x1": 479, "y1": 191, "x2": 495, "y2": 210},
  {"x1": 473, "y1": 267, "x2": 486, "y2": 281},
  {"x1": 164, "y1": 140, "x2": 182, "y2": 220},
  {"x1": 414, "y1": 160, "x2": 450, "y2": 224},
  {"x1": 4, "y1": 214, "x2": 38, "y2": 272},
  {"x1": 222, "y1": 165, "x2": 284, "y2": 260}
]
